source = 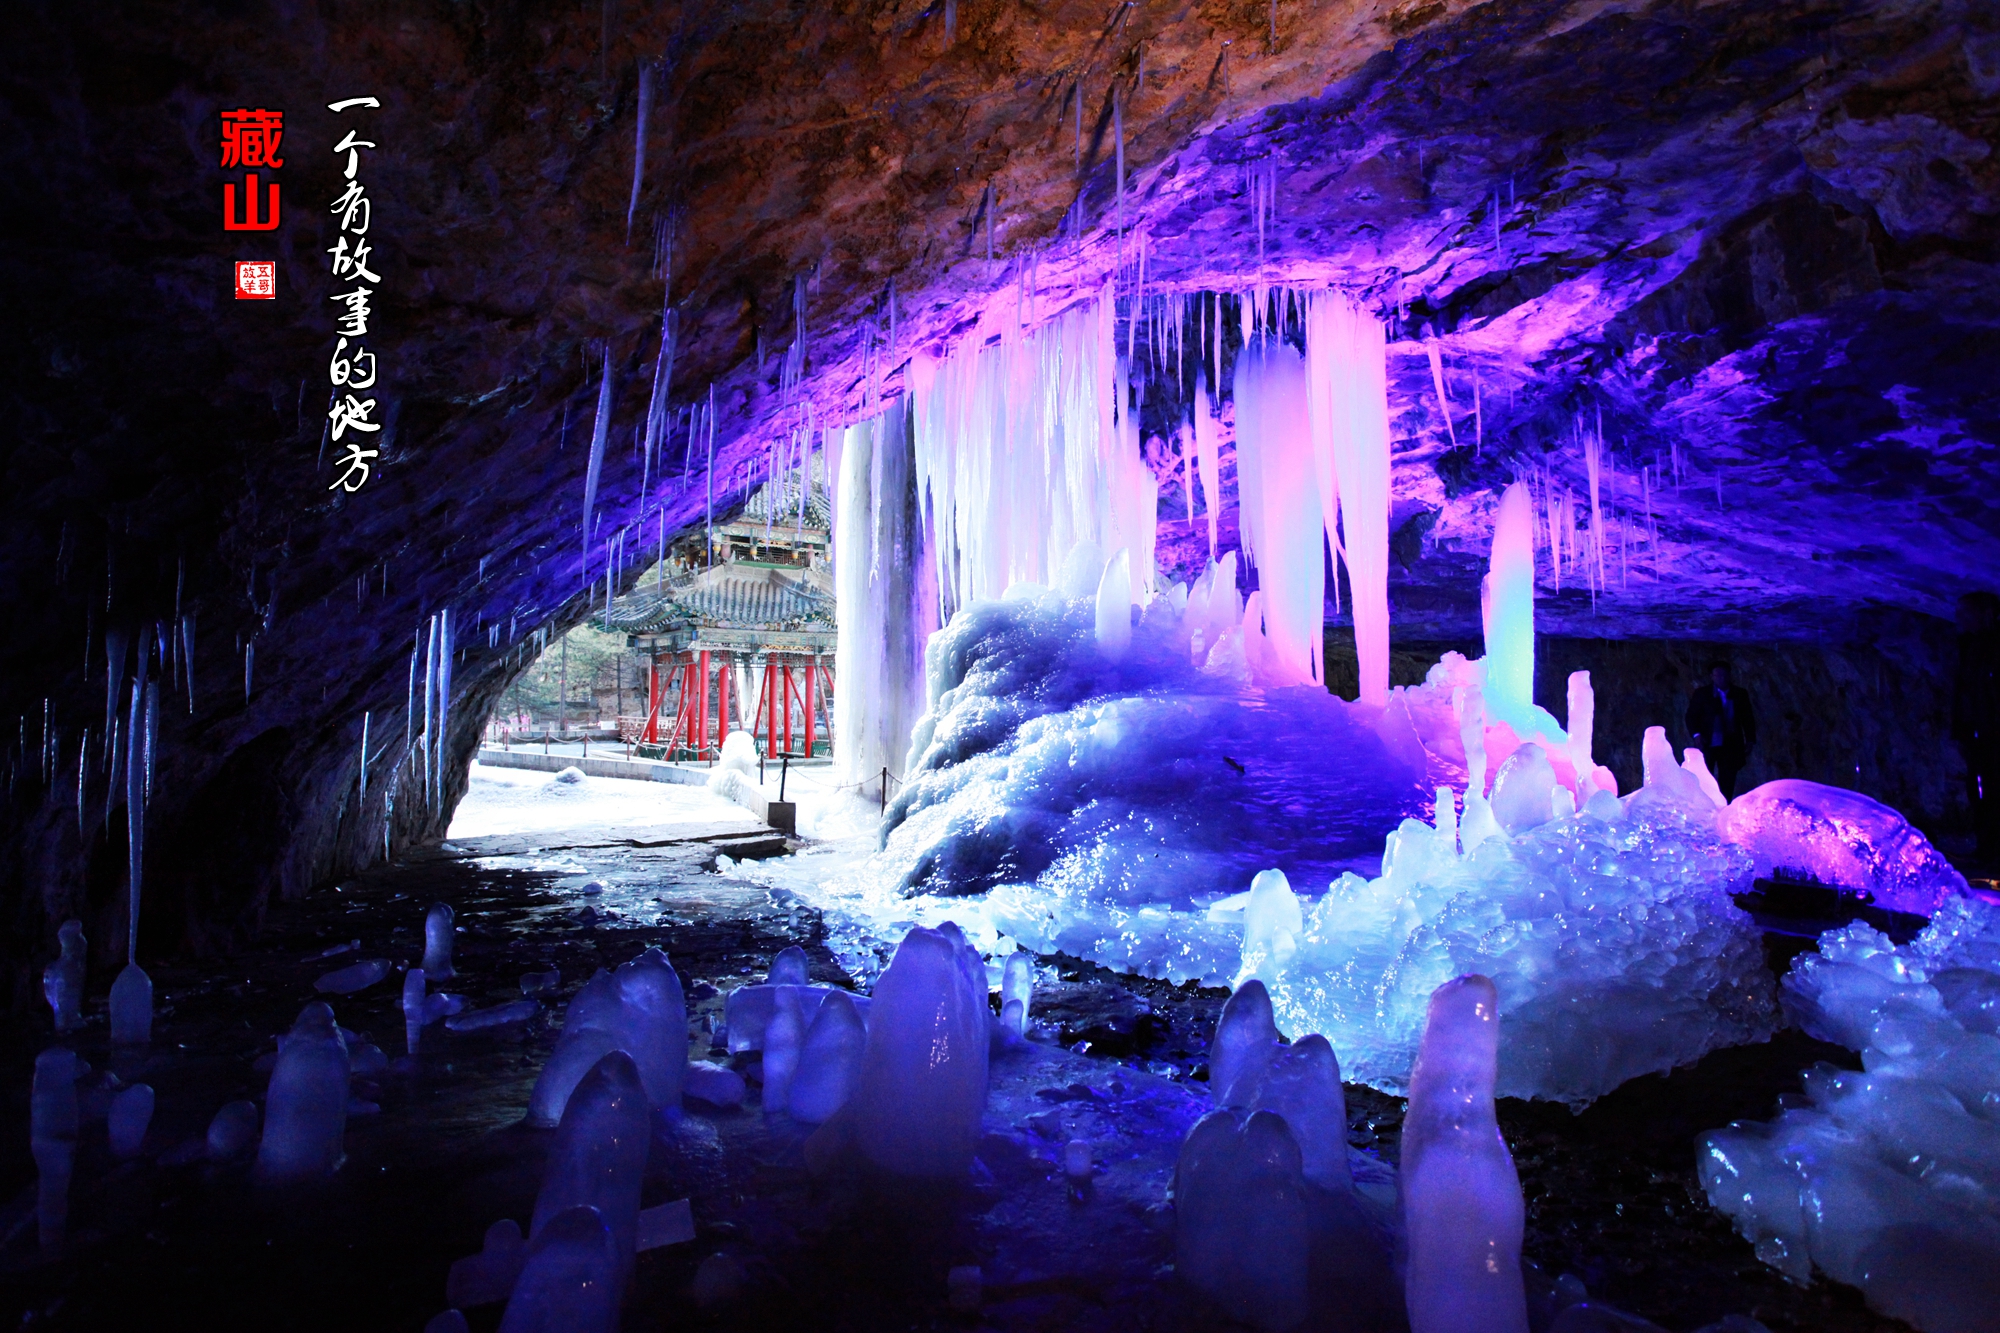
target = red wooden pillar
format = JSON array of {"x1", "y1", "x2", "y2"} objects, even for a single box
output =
[
  {"x1": 804, "y1": 656, "x2": 817, "y2": 758},
  {"x1": 697, "y1": 648, "x2": 711, "y2": 757},
  {"x1": 781, "y1": 657, "x2": 793, "y2": 756},
  {"x1": 763, "y1": 655, "x2": 777, "y2": 755},
  {"x1": 719, "y1": 653, "x2": 732, "y2": 741}
]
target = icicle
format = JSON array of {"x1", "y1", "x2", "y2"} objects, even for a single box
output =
[
  {"x1": 436, "y1": 611, "x2": 452, "y2": 798},
  {"x1": 625, "y1": 62, "x2": 653, "y2": 243},
  {"x1": 1305, "y1": 293, "x2": 1392, "y2": 705},
  {"x1": 77, "y1": 730, "x2": 88, "y2": 835},
  {"x1": 582, "y1": 346, "x2": 614, "y2": 578},
  {"x1": 1425, "y1": 335, "x2": 1457, "y2": 447},
  {"x1": 422, "y1": 615, "x2": 437, "y2": 804},
  {"x1": 1194, "y1": 374, "x2": 1221, "y2": 563},
  {"x1": 244, "y1": 642, "x2": 253, "y2": 702}
]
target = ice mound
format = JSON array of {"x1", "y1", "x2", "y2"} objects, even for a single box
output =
[
  {"x1": 1717, "y1": 778, "x2": 1972, "y2": 915},
  {"x1": 812, "y1": 571, "x2": 1430, "y2": 983},
  {"x1": 1699, "y1": 897, "x2": 2000, "y2": 1332},
  {"x1": 1261, "y1": 778, "x2": 1777, "y2": 1107}
]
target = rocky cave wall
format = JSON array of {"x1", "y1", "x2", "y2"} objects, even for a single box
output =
[{"x1": 1, "y1": 0, "x2": 1994, "y2": 1005}]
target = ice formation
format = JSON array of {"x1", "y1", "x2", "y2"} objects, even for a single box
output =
[
  {"x1": 850, "y1": 925, "x2": 989, "y2": 1179},
  {"x1": 1174, "y1": 1110, "x2": 1311, "y2": 1329},
  {"x1": 255, "y1": 1002, "x2": 350, "y2": 1182},
  {"x1": 1401, "y1": 975, "x2": 1529, "y2": 1333},
  {"x1": 1700, "y1": 896, "x2": 2000, "y2": 1331},
  {"x1": 722, "y1": 981, "x2": 870, "y2": 1053},
  {"x1": 760, "y1": 989, "x2": 804, "y2": 1112},
  {"x1": 109, "y1": 961, "x2": 152, "y2": 1045},
  {"x1": 533, "y1": 1051, "x2": 648, "y2": 1282},
  {"x1": 43, "y1": 919, "x2": 85, "y2": 1034},
  {"x1": 526, "y1": 947, "x2": 686, "y2": 1124},
  {"x1": 423, "y1": 902, "x2": 457, "y2": 978},
  {"x1": 108, "y1": 1082, "x2": 154, "y2": 1157},
  {"x1": 209, "y1": 1100, "x2": 260, "y2": 1159},
  {"x1": 1233, "y1": 337, "x2": 1323, "y2": 685},
  {"x1": 1210, "y1": 980, "x2": 1283, "y2": 1106},
  {"x1": 788, "y1": 988, "x2": 865, "y2": 1123},
  {"x1": 999, "y1": 950, "x2": 1033, "y2": 1038},
  {"x1": 498, "y1": 1205, "x2": 621, "y2": 1333},
  {"x1": 32, "y1": 1047, "x2": 80, "y2": 1254},
  {"x1": 315, "y1": 957, "x2": 391, "y2": 994},
  {"x1": 448, "y1": 1000, "x2": 540, "y2": 1031},
  {"x1": 1716, "y1": 778, "x2": 1972, "y2": 915},
  {"x1": 832, "y1": 398, "x2": 934, "y2": 799},
  {"x1": 684, "y1": 1061, "x2": 747, "y2": 1107}
]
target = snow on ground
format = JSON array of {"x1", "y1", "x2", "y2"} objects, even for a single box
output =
[{"x1": 447, "y1": 761, "x2": 760, "y2": 840}]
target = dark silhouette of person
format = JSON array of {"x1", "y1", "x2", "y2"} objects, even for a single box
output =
[
  {"x1": 1954, "y1": 591, "x2": 2000, "y2": 864},
  {"x1": 1686, "y1": 661, "x2": 1756, "y2": 801}
]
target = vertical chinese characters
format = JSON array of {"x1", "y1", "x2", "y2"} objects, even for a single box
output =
[
  {"x1": 221, "y1": 107, "x2": 283, "y2": 231},
  {"x1": 326, "y1": 97, "x2": 384, "y2": 493}
]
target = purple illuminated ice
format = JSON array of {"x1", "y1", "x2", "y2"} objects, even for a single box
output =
[
  {"x1": 498, "y1": 1205, "x2": 621, "y2": 1333},
  {"x1": 1718, "y1": 778, "x2": 1971, "y2": 914},
  {"x1": 527, "y1": 947, "x2": 686, "y2": 1123},
  {"x1": 851, "y1": 925, "x2": 988, "y2": 1180},
  {"x1": 533, "y1": 1051, "x2": 647, "y2": 1280},
  {"x1": 422, "y1": 902, "x2": 456, "y2": 978},
  {"x1": 255, "y1": 1002, "x2": 349, "y2": 1182},
  {"x1": 43, "y1": 921, "x2": 85, "y2": 1034},
  {"x1": 1401, "y1": 975, "x2": 1528, "y2": 1333},
  {"x1": 788, "y1": 988, "x2": 865, "y2": 1123},
  {"x1": 1174, "y1": 1109, "x2": 1310, "y2": 1330},
  {"x1": 31, "y1": 1047, "x2": 80, "y2": 1254},
  {"x1": 1210, "y1": 979, "x2": 1282, "y2": 1107}
]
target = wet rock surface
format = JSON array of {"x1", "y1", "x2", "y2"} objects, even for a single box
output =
[{"x1": 0, "y1": 822, "x2": 1923, "y2": 1332}]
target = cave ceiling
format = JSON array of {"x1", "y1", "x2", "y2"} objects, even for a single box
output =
[{"x1": 1, "y1": 0, "x2": 1995, "y2": 962}]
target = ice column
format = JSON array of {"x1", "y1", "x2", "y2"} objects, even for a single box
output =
[
  {"x1": 1307, "y1": 294, "x2": 1393, "y2": 706},
  {"x1": 833, "y1": 399, "x2": 934, "y2": 800},
  {"x1": 423, "y1": 902, "x2": 456, "y2": 978},
  {"x1": 32, "y1": 1048, "x2": 79, "y2": 1255},
  {"x1": 1401, "y1": 975, "x2": 1528, "y2": 1333},
  {"x1": 43, "y1": 920, "x2": 85, "y2": 1034},
  {"x1": 1174, "y1": 1110, "x2": 1311, "y2": 1330},
  {"x1": 761, "y1": 990, "x2": 804, "y2": 1113},
  {"x1": 1095, "y1": 548, "x2": 1134, "y2": 659},
  {"x1": 612, "y1": 946, "x2": 687, "y2": 1109},
  {"x1": 1232, "y1": 338, "x2": 1323, "y2": 686},
  {"x1": 1000, "y1": 951, "x2": 1034, "y2": 1038},
  {"x1": 1482, "y1": 482, "x2": 1537, "y2": 728},
  {"x1": 851, "y1": 925, "x2": 989, "y2": 1179},
  {"x1": 256, "y1": 1002, "x2": 351, "y2": 1182},
  {"x1": 788, "y1": 989, "x2": 866, "y2": 1123},
  {"x1": 533, "y1": 1051, "x2": 648, "y2": 1283},
  {"x1": 109, "y1": 959, "x2": 152, "y2": 1045}
]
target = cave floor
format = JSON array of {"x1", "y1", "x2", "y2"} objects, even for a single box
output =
[{"x1": 0, "y1": 816, "x2": 1917, "y2": 1333}]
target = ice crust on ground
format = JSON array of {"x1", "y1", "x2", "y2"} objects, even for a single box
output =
[{"x1": 1700, "y1": 897, "x2": 2000, "y2": 1332}]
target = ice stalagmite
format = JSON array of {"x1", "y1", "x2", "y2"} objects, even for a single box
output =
[
  {"x1": 1174, "y1": 1110, "x2": 1311, "y2": 1330},
  {"x1": 423, "y1": 902, "x2": 456, "y2": 978},
  {"x1": 43, "y1": 920, "x2": 85, "y2": 1034},
  {"x1": 1000, "y1": 951, "x2": 1034, "y2": 1038},
  {"x1": 109, "y1": 1083, "x2": 153, "y2": 1157},
  {"x1": 1401, "y1": 975, "x2": 1528, "y2": 1333},
  {"x1": 256, "y1": 1002, "x2": 351, "y2": 1182},
  {"x1": 851, "y1": 926, "x2": 989, "y2": 1180},
  {"x1": 760, "y1": 991, "x2": 804, "y2": 1113},
  {"x1": 1211, "y1": 980, "x2": 1283, "y2": 1106},
  {"x1": 612, "y1": 947, "x2": 687, "y2": 1109},
  {"x1": 1249, "y1": 1035, "x2": 1350, "y2": 1192},
  {"x1": 788, "y1": 989, "x2": 865, "y2": 1123},
  {"x1": 109, "y1": 961, "x2": 152, "y2": 1045},
  {"x1": 32, "y1": 1048, "x2": 80, "y2": 1255},
  {"x1": 499, "y1": 1205, "x2": 623, "y2": 1333},
  {"x1": 533, "y1": 1052, "x2": 648, "y2": 1284},
  {"x1": 1234, "y1": 336, "x2": 1325, "y2": 687},
  {"x1": 530, "y1": 971, "x2": 629, "y2": 1126},
  {"x1": 768, "y1": 945, "x2": 809, "y2": 986},
  {"x1": 1482, "y1": 482, "x2": 1538, "y2": 730}
]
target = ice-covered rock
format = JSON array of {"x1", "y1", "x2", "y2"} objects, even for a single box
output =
[
  {"x1": 32, "y1": 1048, "x2": 80, "y2": 1254},
  {"x1": 1718, "y1": 778, "x2": 1972, "y2": 915},
  {"x1": 1174, "y1": 1110, "x2": 1311, "y2": 1330},
  {"x1": 109, "y1": 961, "x2": 152, "y2": 1045},
  {"x1": 533, "y1": 1052, "x2": 647, "y2": 1282},
  {"x1": 851, "y1": 925, "x2": 988, "y2": 1179},
  {"x1": 789, "y1": 989, "x2": 865, "y2": 1123},
  {"x1": 1402, "y1": 976, "x2": 1528, "y2": 1333},
  {"x1": 43, "y1": 920, "x2": 85, "y2": 1034},
  {"x1": 423, "y1": 902, "x2": 456, "y2": 979},
  {"x1": 1700, "y1": 897, "x2": 2000, "y2": 1331},
  {"x1": 684, "y1": 1061, "x2": 747, "y2": 1108},
  {"x1": 109, "y1": 1082, "x2": 154, "y2": 1157},
  {"x1": 1260, "y1": 779, "x2": 1776, "y2": 1106},
  {"x1": 498, "y1": 1205, "x2": 622, "y2": 1333},
  {"x1": 255, "y1": 1002, "x2": 349, "y2": 1181}
]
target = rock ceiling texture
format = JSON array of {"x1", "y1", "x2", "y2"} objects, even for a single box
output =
[{"x1": 1, "y1": 0, "x2": 1995, "y2": 989}]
